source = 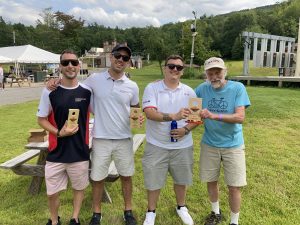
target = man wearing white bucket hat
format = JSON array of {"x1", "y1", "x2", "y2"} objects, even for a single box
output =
[{"x1": 194, "y1": 57, "x2": 251, "y2": 225}]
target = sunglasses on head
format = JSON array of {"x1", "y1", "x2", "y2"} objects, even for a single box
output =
[
  {"x1": 60, "y1": 60, "x2": 79, "y2": 67},
  {"x1": 166, "y1": 64, "x2": 184, "y2": 71},
  {"x1": 112, "y1": 52, "x2": 130, "y2": 62}
]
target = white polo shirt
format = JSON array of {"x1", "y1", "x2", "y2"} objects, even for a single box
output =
[
  {"x1": 83, "y1": 70, "x2": 139, "y2": 139},
  {"x1": 142, "y1": 80, "x2": 196, "y2": 149}
]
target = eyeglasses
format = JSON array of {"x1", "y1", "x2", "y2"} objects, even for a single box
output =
[
  {"x1": 112, "y1": 52, "x2": 130, "y2": 62},
  {"x1": 166, "y1": 64, "x2": 184, "y2": 71},
  {"x1": 60, "y1": 60, "x2": 79, "y2": 67}
]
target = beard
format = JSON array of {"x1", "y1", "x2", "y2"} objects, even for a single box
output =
[{"x1": 207, "y1": 79, "x2": 226, "y2": 89}]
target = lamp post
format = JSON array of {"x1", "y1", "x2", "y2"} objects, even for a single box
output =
[{"x1": 190, "y1": 11, "x2": 197, "y2": 68}]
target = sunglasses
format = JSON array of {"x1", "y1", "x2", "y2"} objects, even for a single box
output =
[
  {"x1": 166, "y1": 64, "x2": 184, "y2": 71},
  {"x1": 112, "y1": 52, "x2": 130, "y2": 62},
  {"x1": 60, "y1": 60, "x2": 79, "y2": 67}
]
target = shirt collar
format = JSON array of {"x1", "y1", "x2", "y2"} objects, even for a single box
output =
[
  {"x1": 104, "y1": 70, "x2": 128, "y2": 82},
  {"x1": 161, "y1": 80, "x2": 182, "y2": 91}
]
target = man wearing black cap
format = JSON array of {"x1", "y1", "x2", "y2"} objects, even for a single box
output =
[
  {"x1": 46, "y1": 44, "x2": 141, "y2": 225},
  {"x1": 85, "y1": 44, "x2": 140, "y2": 225}
]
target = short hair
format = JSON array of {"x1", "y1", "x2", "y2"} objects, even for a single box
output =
[
  {"x1": 164, "y1": 55, "x2": 184, "y2": 66},
  {"x1": 60, "y1": 49, "x2": 78, "y2": 61}
]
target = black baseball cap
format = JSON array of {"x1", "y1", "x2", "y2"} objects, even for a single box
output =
[{"x1": 112, "y1": 44, "x2": 132, "y2": 57}]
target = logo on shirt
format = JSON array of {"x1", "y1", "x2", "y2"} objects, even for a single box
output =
[
  {"x1": 208, "y1": 97, "x2": 228, "y2": 113},
  {"x1": 143, "y1": 100, "x2": 150, "y2": 104},
  {"x1": 75, "y1": 98, "x2": 87, "y2": 102}
]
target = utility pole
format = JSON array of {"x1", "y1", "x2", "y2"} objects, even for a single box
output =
[
  {"x1": 13, "y1": 31, "x2": 15, "y2": 45},
  {"x1": 190, "y1": 11, "x2": 197, "y2": 68}
]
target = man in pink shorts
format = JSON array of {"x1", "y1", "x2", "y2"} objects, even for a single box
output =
[{"x1": 37, "y1": 49, "x2": 92, "y2": 225}]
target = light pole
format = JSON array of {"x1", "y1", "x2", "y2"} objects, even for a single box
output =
[{"x1": 190, "y1": 11, "x2": 197, "y2": 68}]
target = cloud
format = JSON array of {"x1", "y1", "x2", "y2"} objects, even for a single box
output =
[
  {"x1": 69, "y1": 7, "x2": 161, "y2": 28},
  {"x1": 0, "y1": 0, "x2": 283, "y2": 28},
  {"x1": 0, "y1": 0, "x2": 41, "y2": 25}
]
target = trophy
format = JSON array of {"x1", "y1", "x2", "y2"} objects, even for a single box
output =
[
  {"x1": 130, "y1": 108, "x2": 142, "y2": 128},
  {"x1": 187, "y1": 98, "x2": 203, "y2": 124}
]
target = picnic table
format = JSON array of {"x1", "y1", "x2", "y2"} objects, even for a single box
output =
[
  {"x1": 7, "y1": 77, "x2": 31, "y2": 87},
  {"x1": 0, "y1": 132, "x2": 145, "y2": 203}
]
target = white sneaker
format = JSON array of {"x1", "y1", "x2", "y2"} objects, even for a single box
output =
[
  {"x1": 143, "y1": 212, "x2": 156, "y2": 225},
  {"x1": 176, "y1": 206, "x2": 194, "y2": 225}
]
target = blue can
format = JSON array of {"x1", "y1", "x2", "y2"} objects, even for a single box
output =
[{"x1": 171, "y1": 120, "x2": 178, "y2": 142}]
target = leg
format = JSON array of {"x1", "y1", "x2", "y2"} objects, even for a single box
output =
[
  {"x1": 228, "y1": 186, "x2": 241, "y2": 213},
  {"x1": 147, "y1": 189, "x2": 161, "y2": 210},
  {"x1": 207, "y1": 181, "x2": 219, "y2": 203},
  {"x1": 48, "y1": 193, "x2": 60, "y2": 225},
  {"x1": 120, "y1": 175, "x2": 133, "y2": 210},
  {"x1": 91, "y1": 179, "x2": 105, "y2": 213},
  {"x1": 72, "y1": 189, "x2": 85, "y2": 221},
  {"x1": 174, "y1": 184, "x2": 187, "y2": 206}
]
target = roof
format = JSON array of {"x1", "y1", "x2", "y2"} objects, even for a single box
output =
[{"x1": 0, "y1": 45, "x2": 60, "y2": 64}]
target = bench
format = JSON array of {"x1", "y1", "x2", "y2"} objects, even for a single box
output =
[
  {"x1": 0, "y1": 149, "x2": 41, "y2": 171},
  {"x1": 1, "y1": 134, "x2": 146, "y2": 202}
]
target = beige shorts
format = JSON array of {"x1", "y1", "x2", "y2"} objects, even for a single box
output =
[
  {"x1": 142, "y1": 142, "x2": 194, "y2": 190},
  {"x1": 90, "y1": 138, "x2": 134, "y2": 181},
  {"x1": 199, "y1": 143, "x2": 247, "y2": 187},
  {"x1": 45, "y1": 161, "x2": 89, "y2": 195}
]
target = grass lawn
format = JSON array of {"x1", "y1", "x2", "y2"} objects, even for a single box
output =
[{"x1": 0, "y1": 61, "x2": 299, "y2": 225}]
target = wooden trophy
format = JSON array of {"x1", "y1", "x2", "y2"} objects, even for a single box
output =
[
  {"x1": 67, "y1": 109, "x2": 79, "y2": 129},
  {"x1": 130, "y1": 108, "x2": 142, "y2": 128},
  {"x1": 187, "y1": 97, "x2": 203, "y2": 124}
]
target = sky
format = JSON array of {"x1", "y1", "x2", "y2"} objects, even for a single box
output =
[{"x1": 0, "y1": 0, "x2": 285, "y2": 28}]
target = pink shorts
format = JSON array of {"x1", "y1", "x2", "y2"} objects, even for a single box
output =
[{"x1": 45, "y1": 161, "x2": 89, "y2": 195}]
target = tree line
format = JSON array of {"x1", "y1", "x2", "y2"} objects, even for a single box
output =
[{"x1": 0, "y1": 0, "x2": 299, "y2": 66}]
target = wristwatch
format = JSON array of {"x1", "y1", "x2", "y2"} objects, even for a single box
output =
[{"x1": 183, "y1": 126, "x2": 190, "y2": 135}]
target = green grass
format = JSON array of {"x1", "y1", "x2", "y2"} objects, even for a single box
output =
[{"x1": 0, "y1": 61, "x2": 300, "y2": 224}]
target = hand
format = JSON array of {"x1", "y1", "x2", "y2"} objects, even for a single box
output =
[
  {"x1": 59, "y1": 121, "x2": 79, "y2": 137},
  {"x1": 170, "y1": 127, "x2": 186, "y2": 140},
  {"x1": 138, "y1": 114, "x2": 145, "y2": 127},
  {"x1": 174, "y1": 108, "x2": 191, "y2": 120},
  {"x1": 200, "y1": 108, "x2": 213, "y2": 119},
  {"x1": 46, "y1": 78, "x2": 60, "y2": 91}
]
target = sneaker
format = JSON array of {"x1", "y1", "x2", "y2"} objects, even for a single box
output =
[
  {"x1": 143, "y1": 212, "x2": 156, "y2": 225},
  {"x1": 204, "y1": 210, "x2": 222, "y2": 225},
  {"x1": 89, "y1": 214, "x2": 102, "y2": 225},
  {"x1": 69, "y1": 218, "x2": 81, "y2": 225},
  {"x1": 124, "y1": 210, "x2": 137, "y2": 225},
  {"x1": 176, "y1": 206, "x2": 194, "y2": 225},
  {"x1": 46, "y1": 216, "x2": 61, "y2": 225}
]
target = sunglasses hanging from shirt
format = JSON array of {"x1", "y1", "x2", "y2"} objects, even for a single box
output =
[
  {"x1": 166, "y1": 64, "x2": 184, "y2": 71},
  {"x1": 112, "y1": 52, "x2": 130, "y2": 62},
  {"x1": 60, "y1": 60, "x2": 80, "y2": 67}
]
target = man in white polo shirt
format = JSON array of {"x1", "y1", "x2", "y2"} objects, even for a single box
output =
[
  {"x1": 85, "y1": 44, "x2": 140, "y2": 225},
  {"x1": 142, "y1": 55, "x2": 198, "y2": 225}
]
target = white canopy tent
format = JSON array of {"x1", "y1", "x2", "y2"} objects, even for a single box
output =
[
  {"x1": 0, "y1": 55, "x2": 12, "y2": 63},
  {"x1": 0, "y1": 44, "x2": 60, "y2": 76}
]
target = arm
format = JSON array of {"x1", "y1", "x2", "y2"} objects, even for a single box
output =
[
  {"x1": 46, "y1": 78, "x2": 61, "y2": 91},
  {"x1": 200, "y1": 106, "x2": 245, "y2": 124},
  {"x1": 37, "y1": 117, "x2": 78, "y2": 137},
  {"x1": 143, "y1": 107, "x2": 191, "y2": 122}
]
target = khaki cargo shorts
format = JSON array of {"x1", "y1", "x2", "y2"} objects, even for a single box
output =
[{"x1": 199, "y1": 143, "x2": 247, "y2": 187}]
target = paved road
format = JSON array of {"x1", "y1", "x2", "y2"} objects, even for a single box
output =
[
  {"x1": 0, "y1": 72, "x2": 104, "y2": 107},
  {"x1": 0, "y1": 83, "x2": 44, "y2": 106}
]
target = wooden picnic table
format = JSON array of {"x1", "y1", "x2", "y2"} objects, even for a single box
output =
[
  {"x1": 0, "y1": 133, "x2": 146, "y2": 203},
  {"x1": 7, "y1": 77, "x2": 31, "y2": 87}
]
